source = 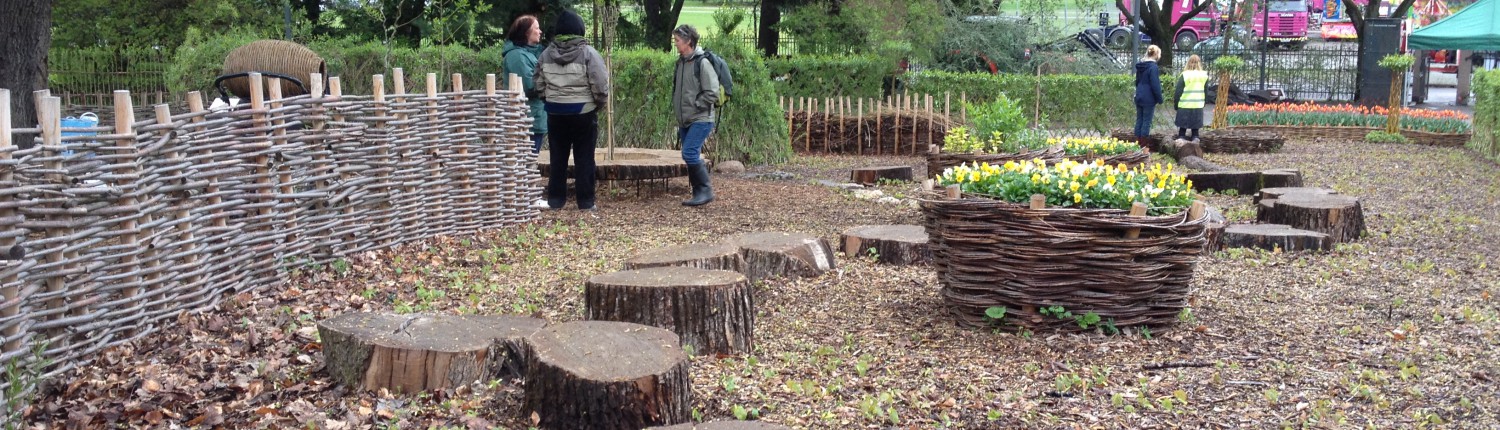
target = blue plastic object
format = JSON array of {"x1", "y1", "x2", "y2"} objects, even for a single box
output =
[{"x1": 60, "y1": 112, "x2": 98, "y2": 157}]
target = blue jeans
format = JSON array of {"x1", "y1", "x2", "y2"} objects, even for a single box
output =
[
  {"x1": 530, "y1": 133, "x2": 546, "y2": 153},
  {"x1": 678, "y1": 122, "x2": 715, "y2": 165},
  {"x1": 1134, "y1": 104, "x2": 1155, "y2": 137}
]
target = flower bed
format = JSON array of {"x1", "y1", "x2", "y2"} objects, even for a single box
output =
[
  {"x1": 1055, "y1": 136, "x2": 1151, "y2": 168},
  {"x1": 1224, "y1": 102, "x2": 1472, "y2": 146},
  {"x1": 921, "y1": 160, "x2": 1208, "y2": 331},
  {"x1": 926, "y1": 126, "x2": 1061, "y2": 179}
]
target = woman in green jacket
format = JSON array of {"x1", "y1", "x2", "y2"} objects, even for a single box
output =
[{"x1": 502, "y1": 14, "x2": 546, "y2": 152}]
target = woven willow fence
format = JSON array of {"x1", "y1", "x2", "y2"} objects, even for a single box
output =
[{"x1": 0, "y1": 71, "x2": 540, "y2": 419}]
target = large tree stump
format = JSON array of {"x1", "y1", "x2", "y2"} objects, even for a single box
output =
[
  {"x1": 1220, "y1": 223, "x2": 1332, "y2": 252},
  {"x1": 730, "y1": 232, "x2": 836, "y2": 281},
  {"x1": 623, "y1": 242, "x2": 746, "y2": 272},
  {"x1": 840, "y1": 225, "x2": 931, "y2": 266},
  {"x1": 585, "y1": 267, "x2": 754, "y2": 355},
  {"x1": 318, "y1": 313, "x2": 546, "y2": 393},
  {"x1": 524, "y1": 321, "x2": 691, "y2": 430},
  {"x1": 850, "y1": 165, "x2": 913, "y2": 185},
  {"x1": 1186, "y1": 171, "x2": 1263, "y2": 195},
  {"x1": 1256, "y1": 188, "x2": 1365, "y2": 243},
  {"x1": 1180, "y1": 155, "x2": 1231, "y2": 172},
  {"x1": 1260, "y1": 169, "x2": 1304, "y2": 188},
  {"x1": 647, "y1": 421, "x2": 794, "y2": 429}
]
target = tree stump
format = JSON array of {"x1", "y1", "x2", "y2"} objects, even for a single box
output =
[
  {"x1": 730, "y1": 232, "x2": 836, "y2": 281},
  {"x1": 524, "y1": 321, "x2": 691, "y2": 430},
  {"x1": 1220, "y1": 223, "x2": 1332, "y2": 252},
  {"x1": 839, "y1": 225, "x2": 931, "y2": 266},
  {"x1": 585, "y1": 267, "x2": 754, "y2": 355},
  {"x1": 647, "y1": 421, "x2": 794, "y2": 429},
  {"x1": 623, "y1": 242, "x2": 745, "y2": 272},
  {"x1": 318, "y1": 313, "x2": 546, "y2": 393},
  {"x1": 1165, "y1": 139, "x2": 1204, "y2": 159},
  {"x1": 1256, "y1": 189, "x2": 1365, "y2": 243},
  {"x1": 850, "y1": 165, "x2": 913, "y2": 185},
  {"x1": 1186, "y1": 171, "x2": 1263, "y2": 195},
  {"x1": 1179, "y1": 155, "x2": 1231, "y2": 172},
  {"x1": 1260, "y1": 169, "x2": 1304, "y2": 188},
  {"x1": 1204, "y1": 221, "x2": 1226, "y2": 251}
]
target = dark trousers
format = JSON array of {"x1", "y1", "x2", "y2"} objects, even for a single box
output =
[
  {"x1": 1134, "y1": 104, "x2": 1155, "y2": 137},
  {"x1": 546, "y1": 111, "x2": 597, "y2": 209}
]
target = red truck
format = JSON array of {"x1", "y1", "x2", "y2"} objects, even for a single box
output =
[{"x1": 1115, "y1": 0, "x2": 1310, "y2": 50}]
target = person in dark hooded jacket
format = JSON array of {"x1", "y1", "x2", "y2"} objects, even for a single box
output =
[
  {"x1": 535, "y1": 10, "x2": 611, "y2": 211},
  {"x1": 1133, "y1": 45, "x2": 1164, "y2": 140}
]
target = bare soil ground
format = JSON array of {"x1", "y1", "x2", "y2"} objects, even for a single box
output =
[{"x1": 23, "y1": 142, "x2": 1500, "y2": 429}]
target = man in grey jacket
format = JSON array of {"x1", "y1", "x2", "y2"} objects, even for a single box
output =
[
  {"x1": 535, "y1": 10, "x2": 610, "y2": 211},
  {"x1": 671, "y1": 25, "x2": 719, "y2": 207}
]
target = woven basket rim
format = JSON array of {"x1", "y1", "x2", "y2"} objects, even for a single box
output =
[{"x1": 917, "y1": 191, "x2": 1205, "y2": 224}]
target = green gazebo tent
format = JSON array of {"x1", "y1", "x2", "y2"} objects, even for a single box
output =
[{"x1": 1409, "y1": 0, "x2": 1500, "y2": 50}]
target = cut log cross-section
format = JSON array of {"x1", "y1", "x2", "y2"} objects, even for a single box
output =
[
  {"x1": 1256, "y1": 187, "x2": 1365, "y2": 243},
  {"x1": 647, "y1": 421, "x2": 794, "y2": 429},
  {"x1": 525, "y1": 321, "x2": 692, "y2": 430},
  {"x1": 318, "y1": 313, "x2": 546, "y2": 393},
  {"x1": 1220, "y1": 223, "x2": 1332, "y2": 252},
  {"x1": 731, "y1": 232, "x2": 836, "y2": 281},
  {"x1": 623, "y1": 242, "x2": 746, "y2": 273},
  {"x1": 585, "y1": 267, "x2": 754, "y2": 356},
  {"x1": 840, "y1": 225, "x2": 931, "y2": 266},
  {"x1": 1259, "y1": 169, "x2": 1304, "y2": 188},
  {"x1": 1186, "y1": 171, "x2": 1263, "y2": 195},
  {"x1": 850, "y1": 165, "x2": 914, "y2": 185}
]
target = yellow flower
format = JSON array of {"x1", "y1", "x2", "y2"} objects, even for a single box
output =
[
  {"x1": 1070, "y1": 181, "x2": 1081, "y2": 192},
  {"x1": 1106, "y1": 175, "x2": 1117, "y2": 186},
  {"x1": 1073, "y1": 193, "x2": 1083, "y2": 203},
  {"x1": 1031, "y1": 173, "x2": 1042, "y2": 183},
  {"x1": 1086, "y1": 179, "x2": 1099, "y2": 188},
  {"x1": 1003, "y1": 160, "x2": 1019, "y2": 171},
  {"x1": 970, "y1": 172, "x2": 981, "y2": 183}
]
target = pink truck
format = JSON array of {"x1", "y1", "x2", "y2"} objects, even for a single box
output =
[{"x1": 1116, "y1": 0, "x2": 1310, "y2": 50}]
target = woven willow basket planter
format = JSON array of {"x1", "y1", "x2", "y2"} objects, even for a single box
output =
[
  {"x1": 1063, "y1": 150, "x2": 1151, "y2": 168},
  {"x1": 1226, "y1": 125, "x2": 1469, "y2": 147},
  {"x1": 919, "y1": 193, "x2": 1210, "y2": 331},
  {"x1": 925, "y1": 147, "x2": 1063, "y2": 179},
  {"x1": 1199, "y1": 128, "x2": 1285, "y2": 153}
]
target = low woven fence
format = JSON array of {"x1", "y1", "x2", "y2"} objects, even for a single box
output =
[
  {"x1": 924, "y1": 148, "x2": 1062, "y2": 179},
  {"x1": 0, "y1": 72, "x2": 539, "y2": 422},
  {"x1": 1225, "y1": 125, "x2": 1470, "y2": 147},
  {"x1": 1200, "y1": 128, "x2": 1286, "y2": 154},
  {"x1": 919, "y1": 194, "x2": 1209, "y2": 331}
]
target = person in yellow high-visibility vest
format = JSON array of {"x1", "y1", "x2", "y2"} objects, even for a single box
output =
[{"x1": 1173, "y1": 55, "x2": 1210, "y2": 143}]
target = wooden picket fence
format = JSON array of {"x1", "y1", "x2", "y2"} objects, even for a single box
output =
[{"x1": 0, "y1": 71, "x2": 541, "y2": 423}]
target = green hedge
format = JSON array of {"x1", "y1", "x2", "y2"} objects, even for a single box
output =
[
  {"x1": 610, "y1": 40, "x2": 790, "y2": 164},
  {"x1": 764, "y1": 55, "x2": 891, "y2": 99},
  {"x1": 1472, "y1": 69, "x2": 1500, "y2": 162},
  {"x1": 905, "y1": 71, "x2": 1178, "y2": 133}
]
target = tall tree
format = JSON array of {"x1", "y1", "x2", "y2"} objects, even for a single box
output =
[
  {"x1": 2, "y1": 0, "x2": 54, "y2": 148},
  {"x1": 1341, "y1": 0, "x2": 1418, "y2": 99},
  {"x1": 1114, "y1": 0, "x2": 1213, "y2": 67},
  {"x1": 641, "y1": 0, "x2": 687, "y2": 51},
  {"x1": 758, "y1": 0, "x2": 784, "y2": 56},
  {"x1": 301, "y1": 0, "x2": 323, "y2": 34}
]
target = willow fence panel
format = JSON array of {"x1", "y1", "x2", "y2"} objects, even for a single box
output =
[{"x1": 0, "y1": 72, "x2": 540, "y2": 423}]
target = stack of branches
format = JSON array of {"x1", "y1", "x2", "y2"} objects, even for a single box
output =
[{"x1": 788, "y1": 109, "x2": 957, "y2": 155}]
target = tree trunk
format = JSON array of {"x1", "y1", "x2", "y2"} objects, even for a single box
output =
[
  {"x1": 318, "y1": 313, "x2": 547, "y2": 393},
  {"x1": 840, "y1": 225, "x2": 930, "y2": 266},
  {"x1": 643, "y1": 0, "x2": 687, "y2": 51},
  {"x1": 758, "y1": 0, "x2": 782, "y2": 57},
  {"x1": 0, "y1": 0, "x2": 53, "y2": 149},
  {"x1": 525, "y1": 321, "x2": 692, "y2": 430},
  {"x1": 585, "y1": 267, "x2": 754, "y2": 356},
  {"x1": 623, "y1": 242, "x2": 745, "y2": 272},
  {"x1": 1255, "y1": 188, "x2": 1365, "y2": 243},
  {"x1": 731, "y1": 232, "x2": 836, "y2": 281},
  {"x1": 849, "y1": 165, "x2": 913, "y2": 185},
  {"x1": 302, "y1": 0, "x2": 322, "y2": 35},
  {"x1": 1220, "y1": 223, "x2": 1332, "y2": 252},
  {"x1": 1212, "y1": 70, "x2": 1231, "y2": 128}
]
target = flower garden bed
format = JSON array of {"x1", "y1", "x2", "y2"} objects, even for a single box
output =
[
  {"x1": 1224, "y1": 102, "x2": 1472, "y2": 147},
  {"x1": 920, "y1": 160, "x2": 1209, "y2": 331},
  {"x1": 925, "y1": 126, "x2": 1062, "y2": 179},
  {"x1": 1056, "y1": 136, "x2": 1151, "y2": 168}
]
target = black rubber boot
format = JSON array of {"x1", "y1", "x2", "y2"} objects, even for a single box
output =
[{"x1": 682, "y1": 163, "x2": 715, "y2": 206}]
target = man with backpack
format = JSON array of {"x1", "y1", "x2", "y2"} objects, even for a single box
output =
[{"x1": 671, "y1": 24, "x2": 720, "y2": 207}]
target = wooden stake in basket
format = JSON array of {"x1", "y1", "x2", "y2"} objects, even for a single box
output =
[
  {"x1": 1125, "y1": 202, "x2": 1148, "y2": 239},
  {"x1": 1030, "y1": 194, "x2": 1047, "y2": 210},
  {"x1": 945, "y1": 184, "x2": 962, "y2": 199}
]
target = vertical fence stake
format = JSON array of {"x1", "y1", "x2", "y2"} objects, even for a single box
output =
[
  {"x1": 926, "y1": 94, "x2": 933, "y2": 154},
  {"x1": 0, "y1": 89, "x2": 18, "y2": 354},
  {"x1": 822, "y1": 97, "x2": 830, "y2": 153},
  {"x1": 109, "y1": 90, "x2": 142, "y2": 330},
  {"x1": 37, "y1": 94, "x2": 69, "y2": 349},
  {"x1": 452, "y1": 73, "x2": 474, "y2": 228},
  {"x1": 802, "y1": 97, "x2": 810, "y2": 153},
  {"x1": 960, "y1": 92, "x2": 967, "y2": 124},
  {"x1": 908, "y1": 94, "x2": 917, "y2": 155},
  {"x1": 876, "y1": 98, "x2": 883, "y2": 156},
  {"x1": 857, "y1": 98, "x2": 864, "y2": 155}
]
